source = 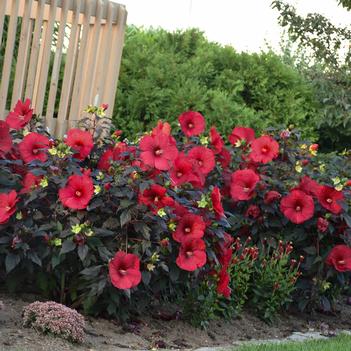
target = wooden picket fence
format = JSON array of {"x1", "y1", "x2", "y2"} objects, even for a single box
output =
[{"x1": 0, "y1": 0, "x2": 127, "y2": 137}]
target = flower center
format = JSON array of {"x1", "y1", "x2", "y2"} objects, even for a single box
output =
[
  {"x1": 295, "y1": 206, "x2": 301, "y2": 212},
  {"x1": 19, "y1": 114, "x2": 25, "y2": 120},
  {"x1": 338, "y1": 260, "x2": 345, "y2": 265},
  {"x1": 184, "y1": 227, "x2": 191, "y2": 233},
  {"x1": 326, "y1": 198, "x2": 333, "y2": 204},
  {"x1": 154, "y1": 148, "x2": 163, "y2": 156},
  {"x1": 188, "y1": 123, "x2": 194, "y2": 129},
  {"x1": 261, "y1": 147, "x2": 268, "y2": 154},
  {"x1": 119, "y1": 269, "x2": 127, "y2": 276},
  {"x1": 243, "y1": 187, "x2": 250, "y2": 193},
  {"x1": 177, "y1": 172, "x2": 183, "y2": 178},
  {"x1": 5, "y1": 206, "x2": 11, "y2": 212},
  {"x1": 32, "y1": 148, "x2": 39, "y2": 155},
  {"x1": 198, "y1": 160, "x2": 203, "y2": 166},
  {"x1": 154, "y1": 196, "x2": 159, "y2": 203},
  {"x1": 186, "y1": 251, "x2": 193, "y2": 257},
  {"x1": 75, "y1": 190, "x2": 82, "y2": 197}
]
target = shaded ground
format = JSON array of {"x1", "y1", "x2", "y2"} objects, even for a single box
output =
[{"x1": 1, "y1": 293, "x2": 351, "y2": 351}]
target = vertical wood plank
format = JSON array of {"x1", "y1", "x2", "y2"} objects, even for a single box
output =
[
  {"x1": 93, "y1": 0, "x2": 114, "y2": 106},
  {"x1": 68, "y1": 0, "x2": 92, "y2": 122},
  {"x1": 11, "y1": 0, "x2": 34, "y2": 106},
  {"x1": 56, "y1": 0, "x2": 82, "y2": 137},
  {"x1": 46, "y1": 0, "x2": 70, "y2": 125},
  {"x1": 0, "y1": 0, "x2": 20, "y2": 118},
  {"x1": 103, "y1": 4, "x2": 127, "y2": 116},
  {"x1": 25, "y1": 0, "x2": 46, "y2": 100},
  {"x1": 0, "y1": 1, "x2": 7, "y2": 49},
  {"x1": 35, "y1": 0, "x2": 58, "y2": 116}
]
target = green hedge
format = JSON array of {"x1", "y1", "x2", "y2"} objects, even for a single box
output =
[{"x1": 113, "y1": 27, "x2": 319, "y2": 140}]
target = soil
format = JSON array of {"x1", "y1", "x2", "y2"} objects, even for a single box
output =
[{"x1": 1, "y1": 293, "x2": 351, "y2": 351}]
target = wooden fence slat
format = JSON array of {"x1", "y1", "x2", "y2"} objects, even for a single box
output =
[
  {"x1": 25, "y1": 0, "x2": 46, "y2": 100},
  {"x1": 0, "y1": 1, "x2": 7, "y2": 50},
  {"x1": 45, "y1": 0, "x2": 70, "y2": 127},
  {"x1": 68, "y1": 0, "x2": 92, "y2": 122},
  {"x1": 93, "y1": 0, "x2": 114, "y2": 106},
  {"x1": 56, "y1": 0, "x2": 82, "y2": 136},
  {"x1": 0, "y1": 0, "x2": 20, "y2": 118},
  {"x1": 35, "y1": 0, "x2": 58, "y2": 116},
  {"x1": 103, "y1": 4, "x2": 127, "y2": 116},
  {"x1": 11, "y1": 0, "x2": 34, "y2": 106}
]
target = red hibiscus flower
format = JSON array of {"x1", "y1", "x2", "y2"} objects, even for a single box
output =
[
  {"x1": 65, "y1": 129, "x2": 94, "y2": 160},
  {"x1": 178, "y1": 111, "x2": 205, "y2": 137},
  {"x1": 176, "y1": 238, "x2": 207, "y2": 271},
  {"x1": 152, "y1": 121, "x2": 171, "y2": 136},
  {"x1": 264, "y1": 190, "x2": 281, "y2": 204},
  {"x1": 317, "y1": 185, "x2": 344, "y2": 214},
  {"x1": 188, "y1": 146, "x2": 215, "y2": 175},
  {"x1": 216, "y1": 147, "x2": 231, "y2": 169},
  {"x1": 5, "y1": 99, "x2": 33, "y2": 130},
  {"x1": 0, "y1": 121, "x2": 13, "y2": 155},
  {"x1": 317, "y1": 217, "x2": 329, "y2": 233},
  {"x1": 169, "y1": 153, "x2": 193, "y2": 186},
  {"x1": 245, "y1": 204, "x2": 261, "y2": 219},
  {"x1": 217, "y1": 268, "x2": 231, "y2": 298},
  {"x1": 59, "y1": 174, "x2": 94, "y2": 210},
  {"x1": 249, "y1": 136, "x2": 279, "y2": 164},
  {"x1": 173, "y1": 213, "x2": 206, "y2": 243},
  {"x1": 97, "y1": 148, "x2": 114, "y2": 171},
  {"x1": 211, "y1": 186, "x2": 224, "y2": 218},
  {"x1": 138, "y1": 184, "x2": 174, "y2": 211},
  {"x1": 230, "y1": 169, "x2": 260, "y2": 201},
  {"x1": 20, "y1": 172, "x2": 43, "y2": 194},
  {"x1": 280, "y1": 190, "x2": 314, "y2": 224},
  {"x1": 326, "y1": 245, "x2": 351, "y2": 272},
  {"x1": 210, "y1": 127, "x2": 224, "y2": 154},
  {"x1": 0, "y1": 190, "x2": 18, "y2": 224},
  {"x1": 293, "y1": 176, "x2": 321, "y2": 197},
  {"x1": 109, "y1": 251, "x2": 142, "y2": 289},
  {"x1": 139, "y1": 132, "x2": 178, "y2": 171},
  {"x1": 18, "y1": 132, "x2": 50, "y2": 163},
  {"x1": 228, "y1": 127, "x2": 255, "y2": 146}
]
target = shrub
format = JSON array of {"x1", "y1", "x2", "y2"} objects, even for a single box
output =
[
  {"x1": 114, "y1": 27, "x2": 319, "y2": 141},
  {"x1": 0, "y1": 100, "x2": 350, "y2": 325},
  {"x1": 23, "y1": 301, "x2": 85, "y2": 343}
]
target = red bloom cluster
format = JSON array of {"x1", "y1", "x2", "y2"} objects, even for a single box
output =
[
  {"x1": 20, "y1": 172, "x2": 43, "y2": 194},
  {"x1": 230, "y1": 169, "x2": 260, "y2": 201},
  {"x1": 19, "y1": 133, "x2": 50, "y2": 163},
  {"x1": 176, "y1": 238, "x2": 207, "y2": 271},
  {"x1": 138, "y1": 184, "x2": 174, "y2": 212},
  {"x1": 317, "y1": 186, "x2": 344, "y2": 214},
  {"x1": 249, "y1": 136, "x2": 279, "y2": 164},
  {"x1": 228, "y1": 127, "x2": 255, "y2": 146},
  {"x1": 0, "y1": 190, "x2": 18, "y2": 224},
  {"x1": 109, "y1": 251, "x2": 141, "y2": 289},
  {"x1": 173, "y1": 213, "x2": 206, "y2": 243},
  {"x1": 6, "y1": 99, "x2": 33, "y2": 130},
  {"x1": 178, "y1": 111, "x2": 205, "y2": 137},
  {"x1": 65, "y1": 129, "x2": 94, "y2": 160},
  {"x1": 326, "y1": 245, "x2": 351, "y2": 272},
  {"x1": 59, "y1": 174, "x2": 94, "y2": 210}
]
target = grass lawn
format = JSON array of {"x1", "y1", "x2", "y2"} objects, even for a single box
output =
[{"x1": 233, "y1": 334, "x2": 351, "y2": 351}]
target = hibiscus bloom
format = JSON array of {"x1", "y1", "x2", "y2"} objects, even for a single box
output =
[
  {"x1": 65, "y1": 129, "x2": 94, "y2": 160},
  {"x1": 139, "y1": 132, "x2": 178, "y2": 171},
  {"x1": 209, "y1": 127, "x2": 224, "y2": 154},
  {"x1": 0, "y1": 121, "x2": 12, "y2": 155},
  {"x1": 152, "y1": 121, "x2": 171, "y2": 136},
  {"x1": 217, "y1": 147, "x2": 231, "y2": 169},
  {"x1": 20, "y1": 172, "x2": 43, "y2": 194},
  {"x1": 264, "y1": 190, "x2": 281, "y2": 204},
  {"x1": 169, "y1": 154, "x2": 193, "y2": 186},
  {"x1": 280, "y1": 190, "x2": 314, "y2": 224},
  {"x1": 59, "y1": 174, "x2": 94, "y2": 210},
  {"x1": 245, "y1": 204, "x2": 261, "y2": 219},
  {"x1": 326, "y1": 245, "x2": 351, "y2": 272},
  {"x1": 317, "y1": 185, "x2": 344, "y2": 214},
  {"x1": 5, "y1": 99, "x2": 33, "y2": 130},
  {"x1": 18, "y1": 132, "x2": 50, "y2": 163},
  {"x1": 217, "y1": 268, "x2": 231, "y2": 298},
  {"x1": 173, "y1": 213, "x2": 206, "y2": 243},
  {"x1": 249, "y1": 136, "x2": 279, "y2": 164},
  {"x1": 176, "y1": 238, "x2": 207, "y2": 271},
  {"x1": 230, "y1": 169, "x2": 260, "y2": 201},
  {"x1": 211, "y1": 186, "x2": 224, "y2": 218},
  {"x1": 188, "y1": 146, "x2": 215, "y2": 175},
  {"x1": 0, "y1": 190, "x2": 18, "y2": 224},
  {"x1": 293, "y1": 176, "x2": 321, "y2": 197},
  {"x1": 178, "y1": 111, "x2": 205, "y2": 137},
  {"x1": 97, "y1": 148, "x2": 114, "y2": 171},
  {"x1": 317, "y1": 217, "x2": 329, "y2": 233},
  {"x1": 138, "y1": 184, "x2": 174, "y2": 211},
  {"x1": 228, "y1": 127, "x2": 255, "y2": 146},
  {"x1": 109, "y1": 251, "x2": 142, "y2": 289}
]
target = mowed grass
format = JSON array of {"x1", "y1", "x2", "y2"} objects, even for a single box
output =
[{"x1": 233, "y1": 334, "x2": 351, "y2": 351}]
